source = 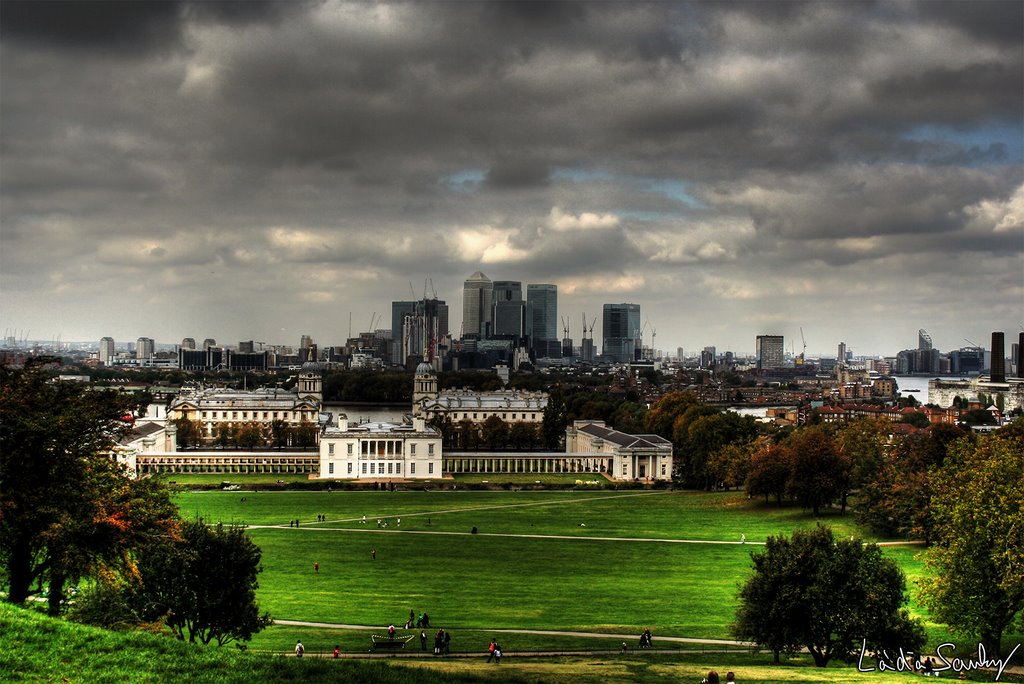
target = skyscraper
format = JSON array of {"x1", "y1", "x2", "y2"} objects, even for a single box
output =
[
  {"x1": 602, "y1": 303, "x2": 641, "y2": 363},
  {"x1": 136, "y1": 337, "x2": 155, "y2": 359},
  {"x1": 491, "y1": 280, "x2": 525, "y2": 338},
  {"x1": 181, "y1": 337, "x2": 196, "y2": 350},
  {"x1": 527, "y1": 284, "x2": 558, "y2": 358},
  {"x1": 991, "y1": 331, "x2": 1005, "y2": 383},
  {"x1": 756, "y1": 335, "x2": 784, "y2": 369},
  {"x1": 1017, "y1": 332, "x2": 1024, "y2": 379},
  {"x1": 462, "y1": 271, "x2": 492, "y2": 339},
  {"x1": 99, "y1": 337, "x2": 114, "y2": 365}
]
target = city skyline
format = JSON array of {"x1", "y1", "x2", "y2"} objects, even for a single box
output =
[{"x1": 1, "y1": 2, "x2": 1021, "y2": 357}]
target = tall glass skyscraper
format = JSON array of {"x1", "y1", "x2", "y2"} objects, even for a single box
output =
[
  {"x1": 527, "y1": 284, "x2": 558, "y2": 358},
  {"x1": 602, "y1": 303, "x2": 641, "y2": 362},
  {"x1": 491, "y1": 281, "x2": 525, "y2": 338},
  {"x1": 462, "y1": 271, "x2": 492, "y2": 339}
]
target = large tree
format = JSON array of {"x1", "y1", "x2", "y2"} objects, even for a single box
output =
[
  {"x1": 784, "y1": 426, "x2": 847, "y2": 517},
  {"x1": 733, "y1": 525, "x2": 925, "y2": 667},
  {"x1": 0, "y1": 363, "x2": 177, "y2": 614},
  {"x1": 919, "y1": 432, "x2": 1024, "y2": 657},
  {"x1": 133, "y1": 519, "x2": 272, "y2": 646}
]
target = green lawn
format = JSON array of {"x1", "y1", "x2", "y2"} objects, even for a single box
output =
[{"x1": 171, "y1": 490, "x2": 961, "y2": 649}]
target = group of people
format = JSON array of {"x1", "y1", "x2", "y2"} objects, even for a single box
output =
[
  {"x1": 315, "y1": 514, "x2": 327, "y2": 522},
  {"x1": 404, "y1": 610, "x2": 430, "y2": 629},
  {"x1": 638, "y1": 628, "x2": 653, "y2": 648},
  {"x1": 433, "y1": 628, "x2": 451, "y2": 655},
  {"x1": 486, "y1": 638, "x2": 502, "y2": 663},
  {"x1": 701, "y1": 671, "x2": 736, "y2": 684}
]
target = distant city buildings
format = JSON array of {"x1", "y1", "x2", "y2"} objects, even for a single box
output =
[{"x1": 462, "y1": 271, "x2": 493, "y2": 339}]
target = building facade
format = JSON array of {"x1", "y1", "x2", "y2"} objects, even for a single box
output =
[
  {"x1": 462, "y1": 271, "x2": 493, "y2": 339},
  {"x1": 565, "y1": 420, "x2": 673, "y2": 481},
  {"x1": 99, "y1": 336, "x2": 115, "y2": 365},
  {"x1": 602, "y1": 303, "x2": 641, "y2": 362},
  {"x1": 527, "y1": 284, "x2": 559, "y2": 358},
  {"x1": 755, "y1": 335, "x2": 784, "y2": 369},
  {"x1": 167, "y1": 372, "x2": 323, "y2": 446},
  {"x1": 318, "y1": 415, "x2": 442, "y2": 480}
]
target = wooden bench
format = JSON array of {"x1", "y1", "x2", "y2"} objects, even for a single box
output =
[{"x1": 371, "y1": 634, "x2": 413, "y2": 651}]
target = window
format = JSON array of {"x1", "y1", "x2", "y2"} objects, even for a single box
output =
[
  {"x1": 410, "y1": 444, "x2": 416, "y2": 455},
  {"x1": 232, "y1": 412, "x2": 237, "y2": 419},
  {"x1": 348, "y1": 463, "x2": 353, "y2": 474},
  {"x1": 242, "y1": 412, "x2": 248, "y2": 419},
  {"x1": 328, "y1": 462, "x2": 334, "y2": 474},
  {"x1": 328, "y1": 444, "x2": 335, "y2": 455},
  {"x1": 387, "y1": 463, "x2": 393, "y2": 475},
  {"x1": 362, "y1": 463, "x2": 367, "y2": 474},
  {"x1": 347, "y1": 443, "x2": 353, "y2": 454},
  {"x1": 395, "y1": 463, "x2": 401, "y2": 474},
  {"x1": 202, "y1": 412, "x2": 208, "y2": 418},
  {"x1": 370, "y1": 463, "x2": 375, "y2": 474},
  {"x1": 428, "y1": 444, "x2": 435, "y2": 455},
  {"x1": 622, "y1": 464, "x2": 628, "y2": 476},
  {"x1": 661, "y1": 463, "x2": 666, "y2": 476},
  {"x1": 428, "y1": 463, "x2": 434, "y2": 474},
  {"x1": 410, "y1": 463, "x2": 416, "y2": 474}
]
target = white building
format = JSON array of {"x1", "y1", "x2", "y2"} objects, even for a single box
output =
[
  {"x1": 412, "y1": 363, "x2": 547, "y2": 424},
  {"x1": 318, "y1": 415, "x2": 442, "y2": 480},
  {"x1": 565, "y1": 420, "x2": 673, "y2": 481}
]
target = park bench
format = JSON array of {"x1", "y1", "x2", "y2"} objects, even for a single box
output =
[{"x1": 371, "y1": 634, "x2": 414, "y2": 651}]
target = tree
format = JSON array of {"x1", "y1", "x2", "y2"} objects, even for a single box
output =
[
  {"x1": 919, "y1": 433, "x2": 1024, "y2": 657},
  {"x1": 541, "y1": 386, "x2": 567, "y2": 450},
  {"x1": 173, "y1": 417, "x2": 204, "y2": 450},
  {"x1": 784, "y1": 426, "x2": 846, "y2": 517},
  {"x1": 745, "y1": 436, "x2": 791, "y2": 506},
  {"x1": 1, "y1": 363, "x2": 178, "y2": 614},
  {"x1": 480, "y1": 416, "x2": 510, "y2": 450},
  {"x1": 733, "y1": 525, "x2": 925, "y2": 667},
  {"x1": 133, "y1": 519, "x2": 272, "y2": 646},
  {"x1": 900, "y1": 412, "x2": 931, "y2": 429}
]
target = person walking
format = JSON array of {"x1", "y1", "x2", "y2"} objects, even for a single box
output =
[
  {"x1": 371, "y1": 548, "x2": 376, "y2": 560},
  {"x1": 443, "y1": 629, "x2": 451, "y2": 655},
  {"x1": 420, "y1": 631, "x2": 427, "y2": 651},
  {"x1": 295, "y1": 640, "x2": 304, "y2": 658},
  {"x1": 486, "y1": 639, "x2": 498, "y2": 662},
  {"x1": 313, "y1": 562, "x2": 319, "y2": 574},
  {"x1": 333, "y1": 645, "x2": 340, "y2": 659}
]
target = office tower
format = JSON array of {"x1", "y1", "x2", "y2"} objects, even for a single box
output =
[
  {"x1": 1011, "y1": 327, "x2": 1019, "y2": 376},
  {"x1": 527, "y1": 284, "x2": 558, "y2": 358},
  {"x1": 238, "y1": 340, "x2": 255, "y2": 353},
  {"x1": 602, "y1": 303, "x2": 641, "y2": 363},
  {"x1": 135, "y1": 337, "x2": 155, "y2": 359},
  {"x1": 181, "y1": 338, "x2": 196, "y2": 350},
  {"x1": 300, "y1": 334, "x2": 313, "y2": 350},
  {"x1": 202, "y1": 338, "x2": 217, "y2": 350},
  {"x1": 701, "y1": 346, "x2": 716, "y2": 369},
  {"x1": 492, "y1": 281, "x2": 525, "y2": 338},
  {"x1": 919, "y1": 329, "x2": 933, "y2": 350},
  {"x1": 462, "y1": 271, "x2": 492, "y2": 339},
  {"x1": 393, "y1": 298, "x2": 449, "y2": 364},
  {"x1": 837, "y1": 342, "x2": 847, "y2": 366},
  {"x1": 99, "y1": 337, "x2": 115, "y2": 365},
  {"x1": 755, "y1": 335, "x2": 784, "y2": 369},
  {"x1": 991, "y1": 332, "x2": 1006, "y2": 383}
]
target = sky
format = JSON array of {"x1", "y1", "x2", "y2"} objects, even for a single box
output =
[{"x1": 1, "y1": 0, "x2": 1022, "y2": 358}]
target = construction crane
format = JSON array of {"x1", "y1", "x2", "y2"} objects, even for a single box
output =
[
  {"x1": 797, "y1": 327, "x2": 807, "y2": 365},
  {"x1": 562, "y1": 316, "x2": 570, "y2": 338}
]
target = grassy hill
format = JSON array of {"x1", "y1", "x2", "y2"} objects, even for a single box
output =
[{"x1": 2, "y1": 602, "x2": 979, "y2": 683}]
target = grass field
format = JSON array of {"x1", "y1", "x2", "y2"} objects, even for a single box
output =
[{"x1": 170, "y1": 488, "x2": 992, "y2": 658}]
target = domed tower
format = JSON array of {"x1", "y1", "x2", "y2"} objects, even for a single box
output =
[
  {"x1": 297, "y1": 362, "x2": 323, "y2": 405},
  {"x1": 412, "y1": 362, "x2": 438, "y2": 417}
]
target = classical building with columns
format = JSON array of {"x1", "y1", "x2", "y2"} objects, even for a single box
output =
[
  {"x1": 317, "y1": 414, "x2": 443, "y2": 480},
  {"x1": 412, "y1": 363, "x2": 547, "y2": 425},
  {"x1": 167, "y1": 370, "x2": 323, "y2": 446},
  {"x1": 565, "y1": 420, "x2": 674, "y2": 481}
]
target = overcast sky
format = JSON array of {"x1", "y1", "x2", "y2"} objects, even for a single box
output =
[{"x1": 1, "y1": 1, "x2": 1021, "y2": 358}]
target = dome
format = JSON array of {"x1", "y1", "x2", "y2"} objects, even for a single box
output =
[{"x1": 415, "y1": 362, "x2": 435, "y2": 375}]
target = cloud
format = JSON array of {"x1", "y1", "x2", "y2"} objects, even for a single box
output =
[{"x1": 547, "y1": 207, "x2": 620, "y2": 232}]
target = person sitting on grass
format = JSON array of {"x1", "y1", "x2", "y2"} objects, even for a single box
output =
[{"x1": 701, "y1": 671, "x2": 719, "y2": 684}]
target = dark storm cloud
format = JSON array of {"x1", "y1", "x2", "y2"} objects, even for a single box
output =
[
  {"x1": 0, "y1": 0, "x2": 1020, "y2": 351},
  {"x1": 0, "y1": 1, "x2": 183, "y2": 54}
]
